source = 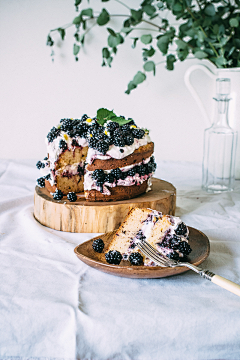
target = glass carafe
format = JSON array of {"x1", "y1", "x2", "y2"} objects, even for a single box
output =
[{"x1": 202, "y1": 78, "x2": 238, "y2": 193}]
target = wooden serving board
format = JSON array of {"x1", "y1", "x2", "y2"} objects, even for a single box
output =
[{"x1": 33, "y1": 178, "x2": 176, "y2": 233}]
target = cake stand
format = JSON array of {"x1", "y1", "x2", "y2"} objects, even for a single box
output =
[{"x1": 33, "y1": 178, "x2": 176, "y2": 233}]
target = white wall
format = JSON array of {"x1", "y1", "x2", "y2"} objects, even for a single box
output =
[{"x1": 0, "y1": 0, "x2": 216, "y2": 162}]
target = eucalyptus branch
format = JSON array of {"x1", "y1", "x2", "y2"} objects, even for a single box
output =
[{"x1": 46, "y1": 0, "x2": 240, "y2": 94}]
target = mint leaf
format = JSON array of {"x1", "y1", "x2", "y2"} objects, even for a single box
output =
[
  {"x1": 109, "y1": 116, "x2": 132, "y2": 126},
  {"x1": 96, "y1": 108, "x2": 116, "y2": 125}
]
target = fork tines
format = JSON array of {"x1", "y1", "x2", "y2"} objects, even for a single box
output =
[{"x1": 136, "y1": 239, "x2": 175, "y2": 267}]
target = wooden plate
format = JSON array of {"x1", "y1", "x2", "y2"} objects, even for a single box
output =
[{"x1": 74, "y1": 227, "x2": 210, "y2": 278}]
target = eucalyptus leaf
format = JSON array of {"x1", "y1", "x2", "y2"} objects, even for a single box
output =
[
  {"x1": 194, "y1": 50, "x2": 208, "y2": 59},
  {"x1": 97, "y1": 8, "x2": 110, "y2": 26},
  {"x1": 229, "y1": 18, "x2": 239, "y2": 27},
  {"x1": 133, "y1": 71, "x2": 146, "y2": 85},
  {"x1": 140, "y1": 34, "x2": 152, "y2": 45},
  {"x1": 204, "y1": 4, "x2": 216, "y2": 16},
  {"x1": 73, "y1": 43, "x2": 80, "y2": 56},
  {"x1": 143, "y1": 61, "x2": 156, "y2": 75}
]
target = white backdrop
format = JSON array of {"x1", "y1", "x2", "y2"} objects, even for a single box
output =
[{"x1": 0, "y1": 0, "x2": 217, "y2": 162}]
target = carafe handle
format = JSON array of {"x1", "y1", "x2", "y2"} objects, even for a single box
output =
[{"x1": 184, "y1": 64, "x2": 217, "y2": 127}]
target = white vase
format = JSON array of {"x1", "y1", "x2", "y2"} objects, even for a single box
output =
[{"x1": 184, "y1": 65, "x2": 240, "y2": 179}]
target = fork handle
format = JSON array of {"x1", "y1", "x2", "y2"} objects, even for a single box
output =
[{"x1": 211, "y1": 275, "x2": 240, "y2": 297}]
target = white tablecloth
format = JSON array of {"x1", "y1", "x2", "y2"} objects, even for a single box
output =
[{"x1": 0, "y1": 159, "x2": 240, "y2": 360}]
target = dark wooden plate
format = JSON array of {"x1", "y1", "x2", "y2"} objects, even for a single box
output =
[{"x1": 74, "y1": 227, "x2": 210, "y2": 278}]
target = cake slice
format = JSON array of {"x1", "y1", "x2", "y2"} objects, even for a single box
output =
[{"x1": 105, "y1": 207, "x2": 192, "y2": 266}]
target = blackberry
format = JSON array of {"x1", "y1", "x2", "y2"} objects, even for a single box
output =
[
  {"x1": 105, "y1": 250, "x2": 122, "y2": 265},
  {"x1": 72, "y1": 139, "x2": 79, "y2": 147},
  {"x1": 106, "y1": 121, "x2": 119, "y2": 132},
  {"x1": 67, "y1": 192, "x2": 77, "y2": 202},
  {"x1": 129, "y1": 252, "x2": 143, "y2": 265},
  {"x1": 44, "y1": 174, "x2": 51, "y2": 180},
  {"x1": 127, "y1": 167, "x2": 136, "y2": 177},
  {"x1": 121, "y1": 124, "x2": 130, "y2": 132},
  {"x1": 92, "y1": 169, "x2": 105, "y2": 182},
  {"x1": 44, "y1": 157, "x2": 48, "y2": 161},
  {"x1": 125, "y1": 135, "x2": 134, "y2": 146},
  {"x1": 170, "y1": 234, "x2": 182, "y2": 249},
  {"x1": 120, "y1": 171, "x2": 128, "y2": 180},
  {"x1": 37, "y1": 177, "x2": 45, "y2": 188},
  {"x1": 112, "y1": 137, "x2": 125, "y2": 147},
  {"x1": 88, "y1": 137, "x2": 98, "y2": 149},
  {"x1": 137, "y1": 165, "x2": 146, "y2": 176},
  {"x1": 81, "y1": 114, "x2": 88, "y2": 121},
  {"x1": 111, "y1": 168, "x2": 122, "y2": 180},
  {"x1": 92, "y1": 238, "x2": 105, "y2": 253},
  {"x1": 95, "y1": 140, "x2": 109, "y2": 155},
  {"x1": 175, "y1": 222, "x2": 188, "y2": 236},
  {"x1": 53, "y1": 189, "x2": 63, "y2": 200},
  {"x1": 128, "y1": 118, "x2": 136, "y2": 126},
  {"x1": 147, "y1": 162, "x2": 156, "y2": 173},
  {"x1": 105, "y1": 173, "x2": 115, "y2": 184},
  {"x1": 47, "y1": 127, "x2": 60, "y2": 143},
  {"x1": 61, "y1": 119, "x2": 73, "y2": 132},
  {"x1": 59, "y1": 139, "x2": 68, "y2": 150},
  {"x1": 167, "y1": 251, "x2": 180, "y2": 261},
  {"x1": 178, "y1": 241, "x2": 192, "y2": 255},
  {"x1": 132, "y1": 128, "x2": 145, "y2": 139},
  {"x1": 36, "y1": 161, "x2": 45, "y2": 169}
]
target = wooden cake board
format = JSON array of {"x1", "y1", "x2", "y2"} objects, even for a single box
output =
[{"x1": 33, "y1": 178, "x2": 176, "y2": 233}]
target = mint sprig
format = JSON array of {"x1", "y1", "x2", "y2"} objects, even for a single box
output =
[{"x1": 96, "y1": 108, "x2": 133, "y2": 126}]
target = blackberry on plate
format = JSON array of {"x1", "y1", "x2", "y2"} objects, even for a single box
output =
[
  {"x1": 125, "y1": 135, "x2": 134, "y2": 146},
  {"x1": 105, "y1": 250, "x2": 122, "y2": 265},
  {"x1": 37, "y1": 177, "x2": 45, "y2": 188},
  {"x1": 96, "y1": 140, "x2": 109, "y2": 155},
  {"x1": 36, "y1": 161, "x2": 45, "y2": 169},
  {"x1": 111, "y1": 168, "x2": 122, "y2": 180},
  {"x1": 112, "y1": 137, "x2": 125, "y2": 147},
  {"x1": 59, "y1": 139, "x2": 68, "y2": 150},
  {"x1": 44, "y1": 157, "x2": 48, "y2": 161},
  {"x1": 67, "y1": 192, "x2": 77, "y2": 202},
  {"x1": 105, "y1": 173, "x2": 115, "y2": 184},
  {"x1": 132, "y1": 128, "x2": 145, "y2": 139},
  {"x1": 175, "y1": 222, "x2": 188, "y2": 236},
  {"x1": 92, "y1": 238, "x2": 105, "y2": 253},
  {"x1": 92, "y1": 169, "x2": 105, "y2": 182},
  {"x1": 47, "y1": 127, "x2": 60, "y2": 143},
  {"x1": 167, "y1": 251, "x2": 180, "y2": 261},
  {"x1": 178, "y1": 241, "x2": 192, "y2": 255},
  {"x1": 53, "y1": 189, "x2": 63, "y2": 200},
  {"x1": 129, "y1": 252, "x2": 143, "y2": 265}
]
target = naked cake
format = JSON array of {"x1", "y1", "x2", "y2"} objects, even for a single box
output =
[{"x1": 36, "y1": 108, "x2": 156, "y2": 202}]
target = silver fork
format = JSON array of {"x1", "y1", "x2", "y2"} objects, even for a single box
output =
[{"x1": 136, "y1": 239, "x2": 240, "y2": 297}]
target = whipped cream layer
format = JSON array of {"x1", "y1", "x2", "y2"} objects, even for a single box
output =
[
  {"x1": 86, "y1": 134, "x2": 151, "y2": 164},
  {"x1": 84, "y1": 157, "x2": 154, "y2": 195}
]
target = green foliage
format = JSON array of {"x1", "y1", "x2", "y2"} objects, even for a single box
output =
[
  {"x1": 48, "y1": 0, "x2": 240, "y2": 93},
  {"x1": 96, "y1": 108, "x2": 132, "y2": 125}
]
